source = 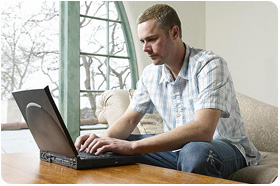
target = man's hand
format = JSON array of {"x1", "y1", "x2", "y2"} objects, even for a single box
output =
[
  {"x1": 74, "y1": 133, "x2": 100, "y2": 152},
  {"x1": 74, "y1": 133, "x2": 135, "y2": 155},
  {"x1": 87, "y1": 137, "x2": 135, "y2": 155}
]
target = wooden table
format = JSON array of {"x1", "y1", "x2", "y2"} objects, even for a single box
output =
[{"x1": 2, "y1": 153, "x2": 242, "y2": 184}]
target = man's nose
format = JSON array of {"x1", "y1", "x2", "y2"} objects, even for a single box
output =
[{"x1": 143, "y1": 42, "x2": 151, "y2": 53}]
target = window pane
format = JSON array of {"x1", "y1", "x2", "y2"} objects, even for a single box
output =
[
  {"x1": 109, "y1": 22, "x2": 128, "y2": 57},
  {"x1": 1, "y1": 1, "x2": 59, "y2": 124},
  {"x1": 80, "y1": 55, "x2": 107, "y2": 91},
  {"x1": 109, "y1": 58, "x2": 131, "y2": 89},
  {"x1": 80, "y1": 92, "x2": 102, "y2": 120},
  {"x1": 109, "y1": 2, "x2": 120, "y2": 21},
  {"x1": 80, "y1": 18, "x2": 107, "y2": 55},
  {"x1": 80, "y1": 1, "x2": 107, "y2": 19}
]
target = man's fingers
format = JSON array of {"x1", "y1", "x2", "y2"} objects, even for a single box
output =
[
  {"x1": 88, "y1": 138, "x2": 110, "y2": 154},
  {"x1": 74, "y1": 133, "x2": 99, "y2": 152},
  {"x1": 76, "y1": 137, "x2": 133, "y2": 155},
  {"x1": 81, "y1": 134, "x2": 99, "y2": 152},
  {"x1": 95, "y1": 145, "x2": 110, "y2": 155},
  {"x1": 87, "y1": 138, "x2": 98, "y2": 153},
  {"x1": 74, "y1": 133, "x2": 90, "y2": 151}
]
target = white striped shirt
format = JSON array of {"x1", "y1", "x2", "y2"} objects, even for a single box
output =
[{"x1": 129, "y1": 44, "x2": 260, "y2": 166}]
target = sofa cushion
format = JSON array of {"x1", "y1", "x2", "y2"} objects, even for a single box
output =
[
  {"x1": 236, "y1": 93, "x2": 278, "y2": 153},
  {"x1": 96, "y1": 89, "x2": 163, "y2": 134},
  {"x1": 95, "y1": 89, "x2": 140, "y2": 134},
  {"x1": 227, "y1": 151, "x2": 278, "y2": 183},
  {"x1": 96, "y1": 89, "x2": 130, "y2": 124},
  {"x1": 96, "y1": 89, "x2": 164, "y2": 134}
]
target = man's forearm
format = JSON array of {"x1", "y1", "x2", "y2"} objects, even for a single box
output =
[
  {"x1": 101, "y1": 109, "x2": 144, "y2": 139},
  {"x1": 131, "y1": 109, "x2": 221, "y2": 154},
  {"x1": 130, "y1": 122, "x2": 200, "y2": 153},
  {"x1": 101, "y1": 118, "x2": 134, "y2": 139},
  {"x1": 97, "y1": 109, "x2": 220, "y2": 155}
]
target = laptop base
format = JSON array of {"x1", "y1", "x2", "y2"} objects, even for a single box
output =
[{"x1": 40, "y1": 150, "x2": 137, "y2": 170}]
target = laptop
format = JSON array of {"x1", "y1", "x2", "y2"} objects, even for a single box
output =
[{"x1": 12, "y1": 86, "x2": 137, "y2": 169}]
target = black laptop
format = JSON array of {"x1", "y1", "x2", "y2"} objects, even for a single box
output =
[{"x1": 12, "y1": 86, "x2": 137, "y2": 169}]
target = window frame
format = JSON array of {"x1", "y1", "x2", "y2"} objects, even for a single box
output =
[{"x1": 59, "y1": 1, "x2": 138, "y2": 141}]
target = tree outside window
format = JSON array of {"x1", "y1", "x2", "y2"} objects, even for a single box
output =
[
  {"x1": 1, "y1": 1, "x2": 137, "y2": 128},
  {"x1": 1, "y1": 1, "x2": 59, "y2": 125}
]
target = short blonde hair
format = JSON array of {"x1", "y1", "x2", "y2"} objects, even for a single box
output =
[{"x1": 137, "y1": 4, "x2": 182, "y2": 38}]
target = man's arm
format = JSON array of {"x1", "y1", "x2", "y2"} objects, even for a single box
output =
[
  {"x1": 101, "y1": 109, "x2": 145, "y2": 139},
  {"x1": 74, "y1": 109, "x2": 145, "y2": 153},
  {"x1": 131, "y1": 108, "x2": 221, "y2": 153},
  {"x1": 81, "y1": 108, "x2": 221, "y2": 155}
]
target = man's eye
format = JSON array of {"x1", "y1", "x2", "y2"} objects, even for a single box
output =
[{"x1": 149, "y1": 38, "x2": 157, "y2": 42}]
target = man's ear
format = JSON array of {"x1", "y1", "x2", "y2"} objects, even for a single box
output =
[{"x1": 170, "y1": 25, "x2": 180, "y2": 40}]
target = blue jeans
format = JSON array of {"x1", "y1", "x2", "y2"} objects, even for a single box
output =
[{"x1": 127, "y1": 134, "x2": 247, "y2": 178}]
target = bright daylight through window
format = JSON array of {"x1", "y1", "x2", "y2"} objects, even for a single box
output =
[
  {"x1": 1, "y1": 1, "x2": 137, "y2": 152},
  {"x1": 1, "y1": 1, "x2": 59, "y2": 153},
  {"x1": 1, "y1": 1, "x2": 59, "y2": 126}
]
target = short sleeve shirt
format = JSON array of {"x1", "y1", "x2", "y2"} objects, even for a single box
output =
[{"x1": 129, "y1": 44, "x2": 261, "y2": 166}]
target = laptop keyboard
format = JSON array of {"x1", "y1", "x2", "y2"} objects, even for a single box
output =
[{"x1": 78, "y1": 151, "x2": 114, "y2": 159}]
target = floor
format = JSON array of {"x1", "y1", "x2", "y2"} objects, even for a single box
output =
[{"x1": 1, "y1": 124, "x2": 107, "y2": 154}]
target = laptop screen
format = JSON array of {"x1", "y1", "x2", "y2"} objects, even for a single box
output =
[{"x1": 12, "y1": 86, "x2": 77, "y2": 158}]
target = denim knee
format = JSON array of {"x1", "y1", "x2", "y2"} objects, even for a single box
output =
[{"x1": 177, "y1": 141, "x2": 223, "y2": 178}]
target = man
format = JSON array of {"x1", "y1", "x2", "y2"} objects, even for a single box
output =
[{"x1": 75, "y1": 4, "x2": 260, "y2": 178}]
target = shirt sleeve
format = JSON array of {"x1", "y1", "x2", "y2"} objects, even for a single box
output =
[
  {"x1": 128, "y1": 70, "x2": 154, "y2": 114},
  {"x1": 194, "y1": 57, "x2": 231, "y2": 118}
]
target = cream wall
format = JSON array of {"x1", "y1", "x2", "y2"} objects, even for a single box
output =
[
  {"x1": 205, "y1": 2, "x2": 278, "y2": 107},
  {"x1": 123, "y1": 1, "x2": 278, "y2": 107}
]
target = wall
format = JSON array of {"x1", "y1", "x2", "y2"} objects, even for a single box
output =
[
  {"x1": 124, "y1": 1, "x2": 278, "y2": 106},
  {"x1": 205, "y1": 2, "x2": 278, "y2": 106}
]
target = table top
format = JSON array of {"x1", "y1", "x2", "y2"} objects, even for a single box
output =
[{"x1": 1, "y1": 152, "x2": 242, "y2": 184}]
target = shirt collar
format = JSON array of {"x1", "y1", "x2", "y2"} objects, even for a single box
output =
[{"x1": 159, "y1": 43, "x2": 191, "y2": 84}]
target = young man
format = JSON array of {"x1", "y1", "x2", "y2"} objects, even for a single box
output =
[{"x1": 75, "y1": 4, "x2": 260, "y2": 178}]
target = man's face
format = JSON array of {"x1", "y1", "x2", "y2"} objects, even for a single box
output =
[{"x1": 137, "y1": 19, "x2": 173, "y2": 65}]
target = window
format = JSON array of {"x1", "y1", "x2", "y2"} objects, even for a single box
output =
[
  {"x1": 1, "y1": 1, "x2": 59, "y2": 153},
  {"x1": 60, "y1": 2, "x2": 138, "y2": 140},
  {"x1": 1, "y1": 1, "x2": 59, "y2": 123},
  {"x1": 79, "y1": 1, "x2": 137, "y2": 120}
]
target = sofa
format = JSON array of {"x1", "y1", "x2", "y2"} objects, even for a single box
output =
[{"x1": 96, "y1": 89, "x2": 278, "y2": 184}]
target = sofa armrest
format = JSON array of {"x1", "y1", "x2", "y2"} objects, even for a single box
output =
[{"x1": 236, "y1": 93, "x2": 278, "y2": 153}]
